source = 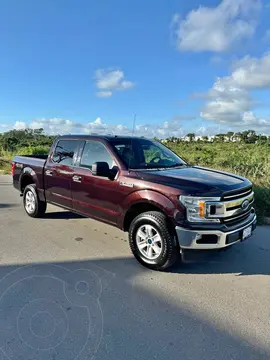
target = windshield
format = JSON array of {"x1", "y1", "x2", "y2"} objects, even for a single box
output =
[{"x1": 111, "y1": 138, "x2": 186, "y2": 169}]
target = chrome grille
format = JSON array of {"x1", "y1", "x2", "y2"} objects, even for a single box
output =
[
  {"x1": 222, "y1": 208, "x2": 253, "y2": 226},
  {"x1": 206, "y1": 186, "x2": 255, "y2": 226},
  {"x1": 222, "y1": 186, "x2": 253, "y2": 201}
]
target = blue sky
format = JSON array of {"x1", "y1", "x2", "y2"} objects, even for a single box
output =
[{"x1": 1, "y1": 0, "x2": 270, "y2": 137}]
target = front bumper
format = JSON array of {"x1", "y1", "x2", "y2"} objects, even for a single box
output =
[{"x1": 175, "y1": 213, "x2": 257, "y2": 250}]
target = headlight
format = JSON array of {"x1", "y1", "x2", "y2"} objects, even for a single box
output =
[{"x1": 179, "y1": 195, "x2": 221, "y2": 223}]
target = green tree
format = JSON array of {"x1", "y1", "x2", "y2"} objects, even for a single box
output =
[
  {"x1": 214, "y1": 133, "x2": 225, "y2": 142},
  {"x1": 0, "y1": 128, "x2": 54, "y2": 153},
  {"x1": 186, "y1": 133, "x2": 195, "y2": 142},
  {"x1": 226, "y1": 131, "x2": 234, "y2": 141},
  {"x1": 257, "y1": 135, "x2": 268, "y2": 144}
]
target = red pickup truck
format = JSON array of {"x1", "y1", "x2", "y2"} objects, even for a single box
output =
[{"x1": 12, "y1": 135, "x2": 257, "y2": 270}]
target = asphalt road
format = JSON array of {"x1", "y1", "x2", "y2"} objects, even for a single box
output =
[{"x1": 0, "y1": 174, "x2": 269, "y2": 360}]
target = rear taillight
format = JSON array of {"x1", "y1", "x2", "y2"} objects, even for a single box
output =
[{"x1": 11, "y1": 162, "x2": 15, "y2": 176}]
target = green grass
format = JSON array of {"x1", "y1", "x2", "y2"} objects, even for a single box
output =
[
  {"x1": 0, "y1": 158, "x2": 11, "y2": 174},
  {"x1": 168, "y1": 142, "x2": 270, "y2": 178},
  {"x1": 0, "y1": 145, "x2": 50, "y2": 174}
]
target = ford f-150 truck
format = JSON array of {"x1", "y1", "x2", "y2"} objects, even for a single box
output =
[{"x1": 12, "y1": 135, "x2": 257, "y2": 270}]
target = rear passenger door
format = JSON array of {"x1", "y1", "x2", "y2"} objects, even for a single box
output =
[
  {"x1": 45, "y1": 139, "x2": 82, "y2": 209},
  {"x1": 71, "y1": 140, "x2": 120, "y2": 225}
]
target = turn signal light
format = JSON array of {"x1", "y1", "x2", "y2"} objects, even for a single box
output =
[
  {"x1": 11, "y1": 162, "x2": 15, "y2": 176},
  {"x1": 199, "y1": 201, "x2": 205, "y2": 218}
]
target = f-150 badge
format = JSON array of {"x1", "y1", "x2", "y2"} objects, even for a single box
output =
[{"x1": 120, "y1": 181, "x2": 134, "y2": 188}]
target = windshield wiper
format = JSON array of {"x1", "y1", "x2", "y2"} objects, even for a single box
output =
[
  {"x1": 165, "y1": 163, "x2": 186, "y2": 168},
  {"x1": 130, "y1": 163, "x2": 186, "y2": 171}
]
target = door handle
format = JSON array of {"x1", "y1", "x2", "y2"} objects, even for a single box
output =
[
  {"x1": 72, "y1": 175, "x2": 82, "y2": 183},
  {"x1": 45, "y1": 170, "x2": 53, "y2": 176}
]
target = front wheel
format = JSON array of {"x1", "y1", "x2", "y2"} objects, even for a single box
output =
[
  {"x1": 23, "y1": 184, "x2": 47, "y2": 218},
  {"x1": 128, "y1": 211, "x2": 180, "y2": 271}
]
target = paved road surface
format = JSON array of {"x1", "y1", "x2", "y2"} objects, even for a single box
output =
[{"x1": 0, "y1": 174, "x2": 269, "y2": 360}]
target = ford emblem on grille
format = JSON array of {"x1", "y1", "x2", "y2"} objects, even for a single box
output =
[{"x1": 241, "y1": 199, "x2": 249, "y2": 210}]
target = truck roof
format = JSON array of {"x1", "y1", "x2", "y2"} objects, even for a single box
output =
[{"x1": 58, "y1": 134, "x2": 150, "y2": 141}]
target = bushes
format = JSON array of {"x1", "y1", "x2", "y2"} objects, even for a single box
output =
[
  {"x1": 0, "y1": 129, "x2": 54, "y2": 153},
  {"x1": 17, "y1": 145, "x2": 50, "y2": 156},
  {"x1": 0, "y1": 158, "x2": 11, "y2": 174},
  {"x1": 0, "y1": 129, "x2": 52, "y2": 174},
  {"x1": 169, "y1": 142, "x2": 270, "y2": 180},
  {"x1": 253, "y1": 184, "x2": 270, "y2": 223},
  {"x1": 0, "y1": 145, "x2": 50, "y2": 174}
]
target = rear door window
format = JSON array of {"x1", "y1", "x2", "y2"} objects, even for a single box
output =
[{"x1": 52, "y1": 140, "x2": 79, "y2": 166}]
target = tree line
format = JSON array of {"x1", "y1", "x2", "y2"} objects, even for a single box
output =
[
  {"x1": 166, "y1": 130, "x2": 270, "y2": 144},
  {"x1": 0, "y1": 128, "x2": 54, "y2": 153},
  {"x1": 0, "y1": 128, "x2": 270, "y2": 154}
]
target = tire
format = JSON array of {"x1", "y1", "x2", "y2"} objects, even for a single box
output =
[
  {"x1": 23, "y1": 184, "x2": 47, "y2": 218},
  {"x1": 128, "y1": 211, "x2": 180, "y2": 271}
]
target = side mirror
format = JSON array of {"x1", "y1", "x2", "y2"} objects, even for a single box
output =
[
  {"x1": 53, "y1": 154, "x2": 61, "y2": 163},
  {"x1": 92, "y1": 162, "x2": 110, "y2": 177}
]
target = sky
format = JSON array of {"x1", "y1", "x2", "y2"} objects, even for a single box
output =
[{"x1": 1, "y1": 0, "x2": 270, "y2": 138}]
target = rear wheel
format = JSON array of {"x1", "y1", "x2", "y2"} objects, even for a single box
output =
[
  {"x1": 128, "y1": 211, "x2": 180, "y2": 271},
  {"x1": 23, "y1": 184, "x2": 47, "y2": 218}
]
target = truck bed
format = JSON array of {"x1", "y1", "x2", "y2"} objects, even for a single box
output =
[
  {"x1": 12, "y1": 155, "x2": 48, "y2": 197},
  {"x1": 17, "y1": 154, "x2": 48, "y2": 160}
]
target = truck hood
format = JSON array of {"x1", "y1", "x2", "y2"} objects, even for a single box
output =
[{"x1": 134, "y1": 166, "x2": 251, "y2": 196}]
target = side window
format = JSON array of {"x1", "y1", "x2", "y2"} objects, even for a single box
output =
[
  {"x1": 52, "y1": 140, "x2": 77, "y2": 166},
  {"x1": 80, "y1": 141, "x2": 114, "y2": 170}
]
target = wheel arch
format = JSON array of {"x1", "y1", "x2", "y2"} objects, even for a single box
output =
[
  {"x1": 20, "y1": 171, "x2": 35, "y2": 193},
  {"x1": 19, "y1": 167, "x2": 45, "y2": 201},
  {"x1": 122, "y1": 190, "x2": 177, "y2": 232}
]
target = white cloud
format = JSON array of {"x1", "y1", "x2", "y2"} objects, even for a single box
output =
[
  {"x1": 201, "y1": 80, "x2": 253, "y2": 123},
  {"x1": 201, "y1": 52, "x2": 270, "y2": 131},
  {"x1": 171, "y1": 0, "x2": 261, "y2": 52},
  {"x1": 27, "y1": 118, "x2": 82, "y2": 135},
  {"x1": 2, "y1": 116, "x2": 269, "y2": 137},
  {"x1": 95, "y1": 68, "x2": 135, "y2": 97},
  {"x1": 242, "y1": 111, "x2": 270, "y2": 127},
  {"x1": 228, "y1": 53, "x2": 270, "y2": 89},
  {"x1": 13, "y1": 121, "x2": 27, "y2": 130},
  {"x1": 85, "y1": 117, "x2": 109, "y2": 133},
  {"x1": 0, "y1": 117, "x2": 185, "y2": 138},
  {"x1": 196, "y1": 126, "x2": 207, "y2": 135}
]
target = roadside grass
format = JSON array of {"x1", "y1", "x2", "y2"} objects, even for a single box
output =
[
  {"x1": 253, "y1": 184, "x2": 270, "y2": 224},
  {"x1": 0, "y1": 145, "x2": 50, "y2": 174},
  {"x1": 0, "y1": 158, "x2": 11, "y2": 174}
]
